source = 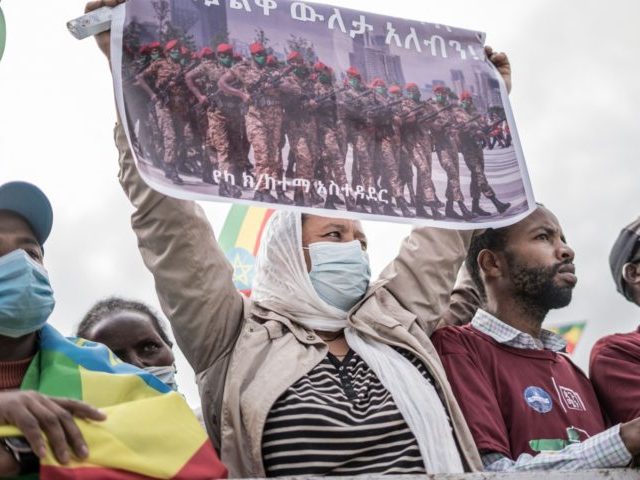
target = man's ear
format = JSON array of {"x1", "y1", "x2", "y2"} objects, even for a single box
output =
[
  {"x1": 623, "y1": 262, "x2": 640, "y2": 286},
  {"x1": 478, "y1": 249, "x2": 503, "y2": 281}
]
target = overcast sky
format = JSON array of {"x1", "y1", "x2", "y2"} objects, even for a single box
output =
[{"x1": 1, "y1": 0, "x2": 639, "y2": 407}]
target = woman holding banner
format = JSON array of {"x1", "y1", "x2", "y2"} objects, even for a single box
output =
[
  {"x1": 88, "y1": 1, "x2": 513, "y2": 476},
  {"x1": 114, "y1": 130, "x2": 479, "y2": 476}
]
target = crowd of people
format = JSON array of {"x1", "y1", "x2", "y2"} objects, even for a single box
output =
[
  {"x1": 125, "y1": 30, "x2": 512, "y2": 220},
  {"x1": 0, "y1": 0, "x2": 638, "y2": 477}
]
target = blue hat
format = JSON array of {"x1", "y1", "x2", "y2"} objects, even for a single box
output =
[{"x1": 0, "y1": 181, "x2": 53, "y2": 246}]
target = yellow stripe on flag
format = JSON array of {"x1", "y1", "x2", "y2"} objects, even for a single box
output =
[
  {"x1": 41, "y1": 393, "x2": 209, "y2": 478},
  {"x1": 79, "y1": 366, "x2": 163, "y2": 407},
  {"x1": 236, "y1": 207, "x2": 269, "y2": 252}
]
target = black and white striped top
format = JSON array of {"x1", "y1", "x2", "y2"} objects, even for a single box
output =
[{"x1": 262, "y1": 349, "x2": 430, "y2": 476}]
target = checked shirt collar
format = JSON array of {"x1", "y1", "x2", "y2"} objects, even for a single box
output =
[{"x1": 471, "y1": 308, "x2": 567, "y2": 352}]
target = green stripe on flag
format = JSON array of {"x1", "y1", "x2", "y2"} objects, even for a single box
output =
[
  {"x1": 219, "y1": 204, "x2": 248, "y2": 252},
  {"x1": 21, "y1": 350, "x2": 83, "y2": 400}
]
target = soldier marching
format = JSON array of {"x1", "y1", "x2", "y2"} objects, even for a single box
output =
[{"x1": 124, "y1": 35, "x2": 514, "y2": 220}]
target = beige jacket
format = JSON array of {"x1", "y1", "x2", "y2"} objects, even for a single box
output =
[{"x1": 115, "y1": 124, "x2": 482, "y2": 477}]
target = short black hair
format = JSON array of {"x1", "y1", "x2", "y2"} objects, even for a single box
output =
[
  {"x1": 466, "y1": 227, "x2": 510, "y2": 299},
  {"x1": 77, "y1": 297, "x2": 172, "y2": 347}
]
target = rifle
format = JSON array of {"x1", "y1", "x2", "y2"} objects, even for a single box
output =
[
  {"x1": 246, "y1": 65, "x2": 295, "y2": 96},
  {"x1": 155, "y1": 62, "x2": 199, "y2": 106},
  {"x1": 399, "y1": 101, "x2": 427, "y2": 119},
  {"x1": 364, "y1": 97, "x2": 403, "y2": 116},
  {"x1": 313, "y1": 85, "x2": 347, "y2": 105},
  {"x1": 445, "y1": 113, "x2": 504, "y2": 137},
  {"x1": 450, "y1": 113, "x2": 483, "y2": 130},
  {"x1": 342, "y1": 88, "x2": 373, "y2": 108},
  {"x1": 414, "y1": 103, "x2": 455, "y2": 123}
]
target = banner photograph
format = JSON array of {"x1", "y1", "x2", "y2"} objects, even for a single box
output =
[{"x1": 111, "y1": 0, "x2": 535, "y2": 227}]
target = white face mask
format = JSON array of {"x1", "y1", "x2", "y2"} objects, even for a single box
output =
[
  {"x1": 305, "y1": 240, "x2": 371, "y2": 312},
  {"x1": 144, "y1": 364, "x2": 178, "y2": 391}
]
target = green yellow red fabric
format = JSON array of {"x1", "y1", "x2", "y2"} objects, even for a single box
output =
[
  {"x1": 218, "y1": 205, "x2": 273, "y2": 295},
  {"x1": 0, "y1": 324, "x2": 227, "y2": 479}
]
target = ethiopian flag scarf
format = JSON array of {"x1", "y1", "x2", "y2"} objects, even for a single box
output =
[{"x1": 0, "y1": 324, "x2": 227, "y2": 479}]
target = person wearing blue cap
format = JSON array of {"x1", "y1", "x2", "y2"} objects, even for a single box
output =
[{"x1": 0, "y1": 181, "x2": 106, "y2": 477}]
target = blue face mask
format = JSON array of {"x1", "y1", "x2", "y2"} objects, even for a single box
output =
[
  {"x1": 0, "y1": 249, "x2": 55, "y2": 338},
  {"x1": 306, "y1": 240, "x2": 371, "y2": 312},
  {"x1": 144, "y1": 364, "x2": 179, "y2": 392}
]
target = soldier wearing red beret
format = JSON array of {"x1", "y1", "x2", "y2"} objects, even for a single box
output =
[{"x1": 219, "y1": 41, "x2": 296, "y2": 204}]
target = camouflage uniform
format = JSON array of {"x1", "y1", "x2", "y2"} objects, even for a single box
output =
[
  {"x1": 188, "y1": 59, "x2": 234, "y2": 176},
  {"x1": 230, "y1": 61, "x2": 285, "y2": 192},
  {"x1": 123, "y1": 51, "x2": 158, "y2": 162},
  {"x1": 369, "y1": 93, "x2": 403, "y2": 200},
  {"x1": 454, "y1": 95, "x2": 510, "y2": 215},
  {"x1": 282, "y1": 72, "x2": 318, "y2": 184},
  {"x1": 430, "y1": 100, "x2": 464, "y2": 203},
  {"x1": 399, "y1": 97, "x2": 439, "y2": 206},
  {"x1": 340, "y1": 86, "x2": 377, "y2": 196},
  {"x1": 139, "y1": 58, "x2": 186, "y2": 169},
  {"x1": 314, "y1": 81, "x2": 348, "y2": 192},
  {"x1": 223, "y1": 88, "x2": 250, "y2": 180},
  {"x1": 453, "y1": 105, "x2": 495, "y2": 201}
]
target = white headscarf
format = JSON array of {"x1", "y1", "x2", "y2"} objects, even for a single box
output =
[{"x1": 251, "y1": 211, "x2": 464, "y2": 473}]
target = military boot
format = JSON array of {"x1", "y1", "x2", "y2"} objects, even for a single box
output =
[
  {"x1": 369, "y1": 199, "x2": 382, "y2": 215},
  {"x1": 229, "y1": 182, "x2": 243, "y2": 198},
  {"x1": 490, "y1": 196, "x2": 511, "y2": 214},
  {"x1": 253, "y1": 190, "x2": 277, "y2": 204},
  {"x1": 324, "y1": 195, "x2": 337, "y2": 209},
  {"x1": 310, "y1": 187, "x2": 324, "y2": 205},
  {"x1": 415, "y1": 201, "x2": 432, "y2": 219},
  {"x1": 472, "y1": 198, "x2": 491, "y2": 216},
  {"x1": 330, "y1": 194, "x2": 345, "y2": 205},
  {"x1": 164, "y1": 164, "x2": 184, "y2": 186},
  {"x1": 354, "y1": 197, "x2": 367, "y2": 213},
  {"x1": 276, "y1": 190, "x2": 293, "y2": 205},
  {"x1": 262, "y1": 191, "x2": 279, "y2": 204},
  {"x1": 218, "y1": 180, "x2": 230, "y2": 197},
  {"x1": 252, "y1": 190, "x2": 264, "y2": 202},
  {"x1": 202, "y1": 162, "x2": 216, "y2": 185},
  {"x1": 344, "y1": 196, "x2": 358, "y2": 212},
  {"x1": 431, "y1": 206, "x2": 444, "y2": 220},
  {"x1": 219, "y1": 180, "x2": 242, "y2": 198},
  {"x1": 383, "y1": 201, "x2": 399, "y2": 216},
  {"x1": 294, "y1": 188, "x2": 311, "y2": 207},
  {"x1": 396, "y1": 197, "x2": 415, "y2": 218},
  {"x1": 458, "y1": 201, "x2": 474, "y2": 220},
  {"x1": 445, "y1": 200, "x2": 463, "y2": 220}
]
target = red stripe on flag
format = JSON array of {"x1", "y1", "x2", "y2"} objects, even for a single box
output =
[
  {"x1": 172, "y1": 441, "x2": 228, "y2": 479},
  {"x1": 252, "y1": 209, "x2": 274, "y2": 256},
  {"x1": 41, "y1": 465, "x2": 156, "y2": 480}
]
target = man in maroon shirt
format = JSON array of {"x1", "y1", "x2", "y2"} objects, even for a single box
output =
[
  {"x1": 590, "y1": 216, "x2": 640, "y2": 424},
  {"x1": 432, "y1": 206, "x2": 640, "y2": 471}
]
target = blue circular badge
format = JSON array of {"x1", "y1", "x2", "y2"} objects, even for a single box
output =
[{"x1": 523, "y1": 386, "x2": 553, "y2": 414}]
